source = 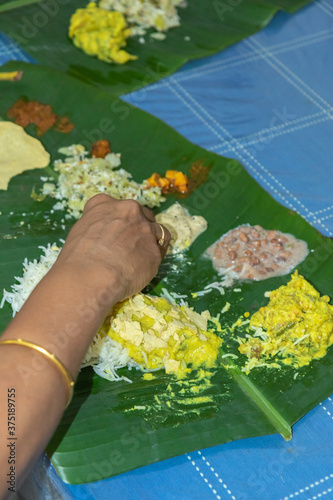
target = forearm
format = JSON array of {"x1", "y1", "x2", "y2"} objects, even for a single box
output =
[
  {"x1": 0, "y1": 346, "x2": 69, "y2": 497},
  {"x1": 2, "y1": 261, "x2": 121, "y2": 373},
  {"x1": 0, "y1": 264, "x2": 120, "y2": 496}
]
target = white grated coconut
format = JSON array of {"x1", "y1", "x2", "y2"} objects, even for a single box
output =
[
  {"x1": 42, "y1": 145, "x2": 165, "y2": 219},
  {"x1": 99, "y1": 0, "x2": 186, "y2": 36}
]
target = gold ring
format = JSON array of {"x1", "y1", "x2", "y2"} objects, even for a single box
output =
[{"x1": 157, "y1": 224, "x2": 165, "y2": 246}]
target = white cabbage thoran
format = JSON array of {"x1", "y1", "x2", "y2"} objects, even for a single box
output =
[
  {"x1": 99, "y1": 0, "x2": 186, "y2": 36},
  {"x1": 42, "y1": 144, "x2": 165, "y2": 218}
]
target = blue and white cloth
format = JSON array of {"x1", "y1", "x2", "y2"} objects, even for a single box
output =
[{"x1": 1, "y1": 1, "x2": 333, "y2": 498}]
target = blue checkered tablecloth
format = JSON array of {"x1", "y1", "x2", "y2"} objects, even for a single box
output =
[{"x1": 1, "y1": 1, "x2": 333, "y2": 499}]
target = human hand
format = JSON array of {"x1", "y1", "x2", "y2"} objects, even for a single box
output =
[{"x1": 54, "y1": 194, "x2": 170, "y2": 304}]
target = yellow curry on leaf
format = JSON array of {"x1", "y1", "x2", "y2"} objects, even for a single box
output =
[
  {"x1": 69, "y1": 2, "x2": 137, "y2": 64},
  {"x1": 238, "y1": 271, "x2": 333, "y2": 371},
  {"x1": 106, "y1": 293, "x2": 222, "y2": 377}
]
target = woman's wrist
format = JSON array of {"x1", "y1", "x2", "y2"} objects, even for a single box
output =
[{"x1": 2, "y1": 262, "x2": 121, "y2": 378}]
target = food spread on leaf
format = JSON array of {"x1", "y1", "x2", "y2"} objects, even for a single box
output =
[
  {"x1": 156, "y1": 202, "x2": 207, "y2": 254},
  {"x1": 98, "y1": 0, "x2": 185, "y2": 38},
  {"x1": 40, "y1": 144, "x2": 165, "y2": 218},
  {"x1": 1, "y1": 244, "x2": 221, "y2": 381},
  {"x1": 206, "y1": 224, "x2": 308, "y2": 283},
  {"x1": 0, "y1": 122, "x2": 50, "y2": 190},
  {"x1": 87, "y1": 293, "x2": 221, "y2": 378},
  {"x1": 147, "y1": 170, "x2": 189, "y2": 194},
  {"x1": 91, "y1": 139, "x2": 112, "y2": 158},
  {"x1": 127, "y1": 368, "x2": 224, "y2": 426},
  {"x1": 238, "y1": 272, "x2": 333, "y2": 372},
  {"x1": 69, "y1": 2, "x2": 136, "y2": 64},
  {"x1": 7, "y1": 98, "x2": 74, "y2": 135}
]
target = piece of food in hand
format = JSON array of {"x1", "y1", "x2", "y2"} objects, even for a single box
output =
[
  {"x1": 69, "y1": 2, "x2": 137, "y2": 64},
  {"x1": 206, "y1": 224, "x2": 308, "y2": 283},
  {"x1": 156, "y1": 202, "x2": 207, "y2": 254},
  {"x1": 147, "y1": 170, "x2": 189, "y2": 194},
  {"x1": 0, "y1": 122, "x2": 50, "y2": 190},
  {"x1": 91, "y1": 139, "x2": 112, "y2": 158},
  {"x1": 86, "y1": 293, "x2": 222, "y2": 379},
  {"x1": 238, "y1": 271, "x2": 333, "y2": 372}
]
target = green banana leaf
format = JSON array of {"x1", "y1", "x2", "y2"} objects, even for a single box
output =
[
  {"x1": 1, "y1": 61, "x2": 333, "y2": 485},
  {"x1": 0, "y1": 0, "x2": 312, "y2": 97}
]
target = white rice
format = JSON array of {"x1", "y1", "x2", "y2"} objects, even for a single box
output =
[{"x1": 1, "y1": 243, "x2": 62, "y2": 316}]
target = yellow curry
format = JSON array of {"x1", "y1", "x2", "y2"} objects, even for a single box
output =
[
  {"x1": 69, "y1": 2, "x2": 136, "y2": 64},
  {"x1": 238, "y1": 271, "x2": 333, "y2": 371},
  {"x1": 106, "y1": 293, "x2": 222, "y2": 377}
]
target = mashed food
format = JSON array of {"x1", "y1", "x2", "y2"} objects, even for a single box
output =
[
  {"x1": 156, "y1": 203, "x2": 207, "y2": 254},
  {"x1": 69, "y1": 2, "x2": 136, "y2": 64},
  {"x1": 105, "y1": 293, "x2": 222, "y2": 377},
  {"x1": 238, "y1": 272, "x2": 333, "y2": 372}
]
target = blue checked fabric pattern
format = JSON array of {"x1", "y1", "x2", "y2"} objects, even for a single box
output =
[{"x1": 1, "y1": 1, "x2": 333, "y2": 499}]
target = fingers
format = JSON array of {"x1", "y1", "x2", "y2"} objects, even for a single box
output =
[
  {"x1": 82, "y1": 194, "x2": 170, "y2": 257},
  {"x1": 154, "y1": 222, "x2": 171, "y2": 258},
  {"x1": 141, "y1": 205, "x2": 155, "y2": 223},
  {"x1": 84, "y1": 194, "x2": 155, "y2": 222},
  {"x1": 83, "y1": 193, "x2": 112, "y2": 213}
]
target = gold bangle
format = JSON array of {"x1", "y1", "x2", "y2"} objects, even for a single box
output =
[{"x1": 0, "y1": 339, "x2": 74, "y2": 408}]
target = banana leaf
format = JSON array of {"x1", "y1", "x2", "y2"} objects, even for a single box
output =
[
  {"x1": 0, "y1": 0, "x2": 313, "y2": 97},
  {"x1": 1, "y1": 61, "x2": 333, "y2": 485}
]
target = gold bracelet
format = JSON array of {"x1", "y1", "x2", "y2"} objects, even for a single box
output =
[{"x1": 0, "y1": 339, "x2": 74, "y2": 408}]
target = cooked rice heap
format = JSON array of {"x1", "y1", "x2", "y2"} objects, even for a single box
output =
[
  {"x1": 42, "y1": 145, "x2": 165, "y2": 218},
  {"x1": 238, "y1": 272, "x2": 333, "y2": 372},
  {"x1": 99, "y1": 0, "x2": 186, "y2": 38}
]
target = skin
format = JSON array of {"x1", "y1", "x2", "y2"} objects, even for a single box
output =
[{"x1": 0, "y1": 194, "x2": 170, "y2": 498}]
